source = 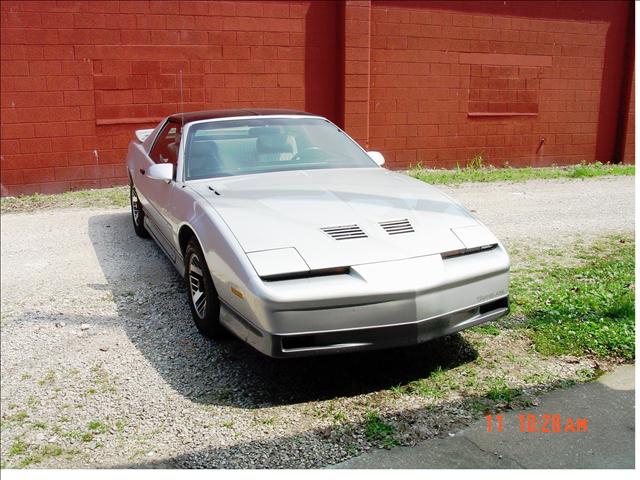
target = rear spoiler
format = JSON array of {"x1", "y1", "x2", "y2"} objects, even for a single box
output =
[{"x1": 135, "y1": 129, "x2": 154, "y2": 143}]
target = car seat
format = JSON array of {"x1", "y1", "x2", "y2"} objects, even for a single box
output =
[
  {"x1": 256, "y1": 133, "x2": 295, "y2": 162},
  {"x1": 187, "y1": 141, "x2": 222, "y2": 178},
  {"x1": 166, "y1": 132, "x2": 181, "y2": 163}
]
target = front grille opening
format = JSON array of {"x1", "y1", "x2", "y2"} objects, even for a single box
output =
[
  {"x1": 479, "y1": 296, "x2": 509, "y2": 314},
  {"x1": 379, "y1": 218, "x2": 415, "y2": 235},
  {"x1": 321, "y1": 224, "x2": 367, "y2": 240},
  {"x1": 281, "y1": 330, "x2": 373, "y2": 351}
]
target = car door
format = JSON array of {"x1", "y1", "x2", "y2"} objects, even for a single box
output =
[{"x1": 134, "y1": 120, "x2": 182, "y2": 261}]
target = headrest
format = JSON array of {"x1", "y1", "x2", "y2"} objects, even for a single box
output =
[
  {"x1": 189, "y1": 141, "x2": 218, "y2": 158},
  {"x1": 249, "y1": 126, "x2": 281, "y2": 136},
  {"x1": 256, "y1": 134, "x2": 293, "y2": 154}
]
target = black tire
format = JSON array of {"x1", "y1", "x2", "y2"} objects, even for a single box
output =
[
  {"x1": 184, "y1": 238, "x2": 224, "y2": 338},
  {"x1": 130, "y1": 184, "x2": 149, "y2": 238}
]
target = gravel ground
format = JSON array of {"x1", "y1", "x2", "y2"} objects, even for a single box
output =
[
  {"x1": 441, "y1": 175, "x2": 634, "y2": 249},
  {"x1": 0, "y1": 176, "x2": 634, "y2": 469}
]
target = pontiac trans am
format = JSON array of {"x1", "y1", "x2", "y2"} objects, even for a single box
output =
[{"x1": 126, "y1": 109, "x2": 510, "y2": 357}]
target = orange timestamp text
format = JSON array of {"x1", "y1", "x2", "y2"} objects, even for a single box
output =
[{"x1": 486, "y1": 414, "x2": 588, "y2": 433}]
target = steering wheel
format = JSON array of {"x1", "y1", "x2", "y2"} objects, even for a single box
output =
[{"x1": 291, "y1": 147, "x2": 325, "y2": 162}]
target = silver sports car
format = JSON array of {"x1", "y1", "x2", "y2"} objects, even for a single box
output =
[{"x1": 126, "y1": 109, "x2": 510, "y2": 357}]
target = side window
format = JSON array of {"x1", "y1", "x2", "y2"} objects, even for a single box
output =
[{"x1": 149, "y1": 122, "x2": 182, "y2": 166}]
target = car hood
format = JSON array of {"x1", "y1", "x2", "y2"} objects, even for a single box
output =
[{"x1": 191, "y1": 168, "x2": 497, "y2": 270}]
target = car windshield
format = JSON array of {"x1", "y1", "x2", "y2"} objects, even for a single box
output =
[{"x1": 183, "y1": 117, "x2": 377, "y2": 180}]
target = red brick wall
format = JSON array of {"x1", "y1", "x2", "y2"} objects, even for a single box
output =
[
  {"x1": 1, "y1": 0, "x2": 315, "y2": 195},
  {"x1": 0, "y1": 0, "x2": 634, "y2": 196},
  {"x1": 367, "y1": 0, "x2": 634, "y2": 169},
  {"x1": 342, "y1": 0, "x2": 371, "y2": 147}
]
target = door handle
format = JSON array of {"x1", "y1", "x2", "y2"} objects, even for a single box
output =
[{"x1": 139, "y1": 168, "x2": 146, "y2": 175}]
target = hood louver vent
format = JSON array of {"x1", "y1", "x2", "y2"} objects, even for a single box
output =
[
  {"x1": 321, "y1": 224, "x2": 367, "y2": 240},
  {"x1": 379, "y1": 219, "x2": 415, "y2": 235}
]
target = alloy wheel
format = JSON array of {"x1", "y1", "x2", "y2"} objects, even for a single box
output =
[
  {"x1": 131, "y1": 187, "x2": 141, "y2": 225},
  {"x1": 188, "y1": 253, "x2": 207, "y2": 319}
]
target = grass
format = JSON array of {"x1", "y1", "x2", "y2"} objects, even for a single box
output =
[
  {"x1": 18, "y1": 455, "x2": 42, "y2": 468},
  {"x1": 37, "y1": 369, "x2": 56, "y2": 386},
  {"x1": 90, "y1": 363, "x2": 117, "y2": 394},
  {"x1": 485, "y1": 378, "x2": 521, "y2": 402},
  {"x1": 510, "y1": 235, "x2": 635, "y2": 360},
  {"x1": 473, "y1": 324, "x2": 501, "y2": 336},
  {"x1": 1, "y1": 412, "x2": 29, "y2": 431},
  {"x1": 57, "y1": 423, "x2": 103, "y2": 444},
  {"x1": 41, "y1": 445, "x2": 63, "y2": 457},
  {"x1": 333, "y1": 411, "x2": 347, "y2": 422},
  {"x1": 115, "y1": 419, "x2": 127, "y2": 433},
  {"x1": 8, "y1": 440, "x2": 28, "y2": 456},
  {"x1": 5, "y1": 440, "x2": 69, "y2": 468},
  {"x1": 397, "y1": 366, "x2": 462, "y2": 399},
  {"x1": 6, "y1": 411, "x2": 28, "y2": 422},
  {"x1": 87, "y1": 420, "x2": 109, "y2": 434},
  {"x1": 409, "y1": 161, "x2": 634, "y2": 185},
  {"x1": 1, "y1": 186, "x2": 128, "y2": 213},
  {"x1": 363, "y1": 411, "x2": 398, "y2": 448}
]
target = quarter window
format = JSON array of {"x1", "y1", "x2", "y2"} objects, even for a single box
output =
[{"x1": 149, "y1": 122, "x2": 182, "y2": 166}]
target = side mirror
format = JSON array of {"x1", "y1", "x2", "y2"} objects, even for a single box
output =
[
  {"x1": 367, "y1": 151, "x2": 385, "y2": 167},
  {"x1": 147, "y1": 163, "x2": 173, "y2": 183}
]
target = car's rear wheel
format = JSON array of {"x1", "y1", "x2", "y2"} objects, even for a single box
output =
[
  {"x1": 130, "y1": 184, "x2": 149, "y2": 238},
  {"x1": 185, "y1": 238, "x2": 224, "y2": 338}
]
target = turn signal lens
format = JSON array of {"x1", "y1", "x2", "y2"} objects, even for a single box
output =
[{"x1": 231, "y1": 287, "x2": 244, "y2": 299}]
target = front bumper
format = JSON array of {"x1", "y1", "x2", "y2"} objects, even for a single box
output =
[
  {"x1": 219, "y1": 246, "x2": 510, "y2": 358},
  {"x1": 220, "y1": 295, "x2": 509, "y2": 358}
]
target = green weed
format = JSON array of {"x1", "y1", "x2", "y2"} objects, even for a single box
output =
[
  {"x1": 511, "y1": 235, "x2": 635, "y2": 359},
  {"x1": 409, "y1": 161, "x2": 634, "y2": 185},
  {"x1": 364, "y1": 410, "x2": 398, "y2": 447}
]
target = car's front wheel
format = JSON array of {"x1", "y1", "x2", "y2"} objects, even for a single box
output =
[
  {"x1": 130, "y1": 184, "x2": 149, "y2": 238},
  {"x1": 185, "y1": 238, "x2": 224, "y2": 338}
]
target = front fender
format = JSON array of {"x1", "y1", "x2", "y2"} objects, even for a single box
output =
[{"x1": 180, "y1": 198, "x2": 268, "y2": 330}]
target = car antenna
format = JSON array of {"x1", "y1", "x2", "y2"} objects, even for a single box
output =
[{"x1": 179, "y1": 69, "x2": 184, "y2": 129}]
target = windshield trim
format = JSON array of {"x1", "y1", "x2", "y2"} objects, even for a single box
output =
[
  {"x1": 179, "y1": 115, "x2": 380, "y2": 182},
  {"x1": 184, "y1": 166, "x2": 384, "y2": 184},
  {"x1": 186, "y1": 114, "x2": 325, "y2": 127}
]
